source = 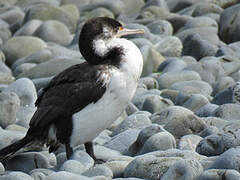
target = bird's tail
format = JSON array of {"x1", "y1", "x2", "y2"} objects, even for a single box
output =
[{"x1": 0, "y1": 137, "x2": 31, "y2": 163}]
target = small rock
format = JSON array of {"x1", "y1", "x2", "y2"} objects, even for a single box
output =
[
  {"x1": 182, "y1": 33, "x2": 218, "y2": 60},
  {"x1": 0, "y1": 6, "x2": 24, "y2": 26},
  {"x1": 157, "y1": 57, "x2": 187, "y2": 73},
  {"x1": 147, "y1": 20, "x2": 173, "y2": 35},
  {"x1": 0, "y1": 162, "x2": 5, "y2": 173},
  {"x1": 161, "y1": 159, "x2": 203, "y2": 180},
  {"x1": 160, "y1": 89, "x2": 179, "y2": 103},
  {"x1": 34, "y1": 20, "x2": 72, "y2": 46},
  {"x1": 3, "y1": 78, "x2": 37, "y2": 106},
  {"x1": 202, "y1": 117, "x2": 228, "y2": 129},
  {"x1": 0, "y1": 72, "x2": 15, "y2": 84},
  {"x1": 155, "y1": 36, "x2": 183, "y2": 57},
  {"x1": 157, "y1": 70, "x2": 201, "y2": 89},
  {"x1": 192, "y1": 4, "x2": 223, "y2": 16},
  {"x1": 112, "y1": 113, "x2": 151, "y2": 136},
  {"x1": 82, "y1": 165, "x2": 113, "y2": 179},
  {"x1": 104, "y1": 129, "x2": 139, "y2": 154},
  {"x1": 17, "y1": 58, "x2": 82, "y2": 79},
  {"x1": 44, "y1": 171, "x2": 91, "y2": 180},
  {"x1": 150, "y1": 105, "x2": 194, "y2": 125},
  {"x1": 12, "y1": 49, "x2": 52, "y2": 70},
  {"x1": 30, "y1": 168, "x2": 55, "y2": 180},
  {"x1": 219, "y1": 4, "x2": 240, "y2": 43},
  {"x1": 60, "y1": 160, "x2": 86, "y2": 174},
  {"x1": 212, "y1": 88, "x2": 233, "y2": 105},
  {"x1": 196, "y1": 103, "x2": 219, "y2": 117},
  {"x1": 182, "y1": 94, "x2": 209, "y2": 112},
  {"x1": 84, "y1": 7, "x2": 114, "y2": 20},
  {"x1": 142, "y1": 95, "x2": 173, "y2": 113},
  {"x1": 170, "y1": 80, "x2": 213, "y2": 98},
  {"x1": 71, "y1": 150, "x2": 94, "y2": 170},
  {"x1": 213, "y1": 76, "x2": 235, "y2": 95},
  {"x1": 32, "y1": 76, "x2": 52, "y2": 91},
  {"x1": 212, "y1": 103, "x2": 240, "y2": 120},
  {"x1": 199, "y1": 126, "x2": 220, "y2": 138},
  {"x1": 2, "y1": 36, "x2": 47, "y2": 66},
  {"x1": 5, "y1": 152, "x2": 50, "y2": 173},
  {"x1": 164, "y1": 112, "x2": 207, "y2": 139},
  {"x1": 105, "y1": 160, "x2": 131, "y2": 178},
  {"x1": 124, "y1": 154, "x2": 182, "y2": 179},
  {"x1": 197, "y1": 169, "x2": 240, "y2": 180},
  {"x1": 179, "y1": 134, "x2": 203, "y2": 151},
  {"x1": 0, "y1": 91, "x2": 20, "y2": 128},
  {"x1": 138, "y1": 131, "x2": 176, "y2": 155},
  {"x1": 210, "y1": 147, "x2": 240, "y2": 170},
  {"x1": 0, "y1": 171, "x2": 33, "y2": 180},
  {"x1": 24, "y1": 4, "x2": 76, "y2": 33},
  {"x1": 93, "y1": 145, "x2": 123, "y2": 162},
  {"x1": 139, "y1": 77, "x2": 158, "y2": 89},
  {"x1": 14, "y1": 19, "x2": 42, "y2": 36},
  {"x1": 13, "y1": 63, "x2": 36, "y2": 77}
]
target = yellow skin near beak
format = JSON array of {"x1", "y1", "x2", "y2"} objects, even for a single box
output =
[{"x1": 116, "y1": 27, "x2": 145, "y2": 38}]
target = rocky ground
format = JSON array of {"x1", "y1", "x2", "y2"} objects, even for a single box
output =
[{"x1": 0, "y1": 0, "x2": 240, "y2": 179}]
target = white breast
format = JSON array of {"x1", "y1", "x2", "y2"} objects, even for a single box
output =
[{"x1": 70, "y1": 38, "x2": 143, "y2": 147}]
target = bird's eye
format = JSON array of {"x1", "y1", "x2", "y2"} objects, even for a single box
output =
[{"x1": 119, "y1": 26, "x2": 123, "y2": 30}]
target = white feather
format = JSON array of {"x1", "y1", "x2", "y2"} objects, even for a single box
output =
[{"x1": 70, "y1": 38, "x2": 143, "y2": 147}]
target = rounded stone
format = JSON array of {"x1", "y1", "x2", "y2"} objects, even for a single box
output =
[
  {"x1": 5, "y1": 152, "x2": 51, "y2": 173},
  {"x1": 0, "y1": 91, "x2": 20, "y2": 128},
  {"x1": 156, "y1": 70, "x2": 201, "y2": 89},
  {"x1": 147, "y1": 20, "x2": 173, "y2": 35},
  {"x1": 14, "y1": 19, "x2": 42, "y2": 36},
  {"x1": 182, "y1": 94, "x2": 209, "y2": 112},
  {"x1": 2, "y1": 36, "x2": 47, "y2": 66},
  {"x1": 210, "y1": 147, "x2": 240, "y2": 170},
  {"x1": 13, "y1": 63, "x2": 37, "y2": 76},
  {"x1": 212, "y1": 104, "x2": 240, "y2": 120},
  {"x1": 155, "y1": 36, "x2": 183, "y2": 57},
  {"x1": 161, "y1": 159, "x2": 203, "y2": 180},
  {"x1": 71, "y1": 150, "x2": 94, "y2": 171},
  {"x1": 34, "y1": 20, "x2": 72, "y2": 46},
  {"x1": 197, "y1": 169, "x2": 240, "y2": 180},
  {"x1": 219, "y1": 4, "x2": 240, "y2": 43},
  {"x1": 139, "y1": 131, "x2": 176, "y2": 154},
  {"x1": 17, "y1": 58, "x2": 82, "y2": 79},
  {"x1": 60, "y1": 160, "x2": 86, "y2": 174},
  {"x1": 157, "y1": 58, "x2": 187, "y2": 73},
  {"x1": 170, "y1": 80, "x2": 213, "y2": 98},
  {"x1": 82, "y1": 165, "x2": 113, "y2": 179},
  {"x1": 142, "y1": 95, "x2": 173, "y2": 113},
  {"x1": 179, "y1": 134, "x2": 203, "y2": 151},
  {"x1": 0, "y1": 171, "x2": 33, "y2": 180},
  {"x1": 29, "y1": 168, "x2": 55, "y2": 180},
  {"x1": 112, "y1": 113, "x2": 151, "y2": 136},
  {"x1": 44, "y1": 171, "x2": 91, "y2": 180},
  {"x1": 139, "y1": 77, "x2": 159, "y2": 89},
  {"x1": 3, "y1": 78, "x2": 37, "y2": 106}
]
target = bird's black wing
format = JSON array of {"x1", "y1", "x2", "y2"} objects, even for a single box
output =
[{"x1": 28, "y1": 62, "x2": 108, "y2": 136}]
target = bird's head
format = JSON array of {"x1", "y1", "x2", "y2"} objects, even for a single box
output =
[{"x1": 79, "y1": 17, "x2": 144, "y2": 65}]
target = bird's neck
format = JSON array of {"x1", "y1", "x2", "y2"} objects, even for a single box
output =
[{"x1": 79, "y1": 37, "x2": 124, "y2": 67}]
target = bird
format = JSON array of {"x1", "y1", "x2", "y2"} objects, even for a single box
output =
[{"x1": 0, "y1": 17, "x2": 144, "y2": 163}]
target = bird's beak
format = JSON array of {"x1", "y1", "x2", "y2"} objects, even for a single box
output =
[{"x1": 116, "y1": 27, "x2": 145, "y2": 38}]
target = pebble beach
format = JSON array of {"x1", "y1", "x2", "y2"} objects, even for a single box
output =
[{"x1": 0, "y1": 0, "x2": 240, "y2": 179}]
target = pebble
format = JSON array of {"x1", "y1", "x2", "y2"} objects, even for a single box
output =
[
  {"x1": 2, "y1": 36, "x2": 47, "y2": 66},
  {"x1": 141, "y1": 94, "x2": 173, "y2": 113},
  {"x1": 30, "y1": 168, "x2": 54, "y2": 180},
  {"x1": 14, "y1": 19, "x2": 42, "y2": 36},
  {"x1": 157, "y1": 57, "x2": 187, "y2": 73},
  {"x1": 5, "y1": 152, "x2": 50, "y2": 173},
  {"x1": 179, "y1": 134, "x2": 203, "y2": 151},
  {"x1": 161, "y1": 159, "x2": 203, "y2": 180},
  {"x1": 82, "y1": 165, "x2": 113, "y2": 179},
  {"x1": 182, "y1": 94, "x2": 209, "y2": 112},
  {"x1": 104, "y1": 129, "x2": 140, "y2": 154},
  {"x1": 210, "y1": 147, "x2": 240, "y2": 170},
  {"x1": 0, "y1": 171, "x2": 34, "y2": 180},
  {"x1": 155, "y1": 36, "x2": 183, "y2": 57},
  {"x1": 44, "y1": 171, "x2": 91, "y2": 180},
  {"x1": 60, "y1": 160, "x2": 86, "y2": 174},
  {"x1": 198, "y1": 169, "x2": 240, "y2": 180},
  {"x1": 212, "y1": 103, "x2": 240, "y2": 120},
  {"x1": 71, "y1": 150, "x2": 94, "y2": 171},
  {"x1": 0, "y1": 91, "x2": 20, "y2": 128},
  {"x1": 156, "y1": 70, "x2": 201, "y2": 89},
  {"x1": 105, "y1": 160, "x2": 131, "y2": 178},
  {"x1": 17, "y1": 58, "x2": 82, "y2": 79},
  {"x1": 34, "y1": 20, "x2": 72, "y2": 46},
  {"x1": 219, "y1": 4, "x2": 240, "y2": 43},
  {"x1": 170, "y1": 80, "x2": 213, "y2": 98},
  {"x1": 24, "y1": 4, "x2": 76, "y2": 33},
  {"x1": 112, "y1": 113, "x2": 151, "y2": 136},
  {"x1": 147, "y1": 20, "x2": 173, "y2": 35}
]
